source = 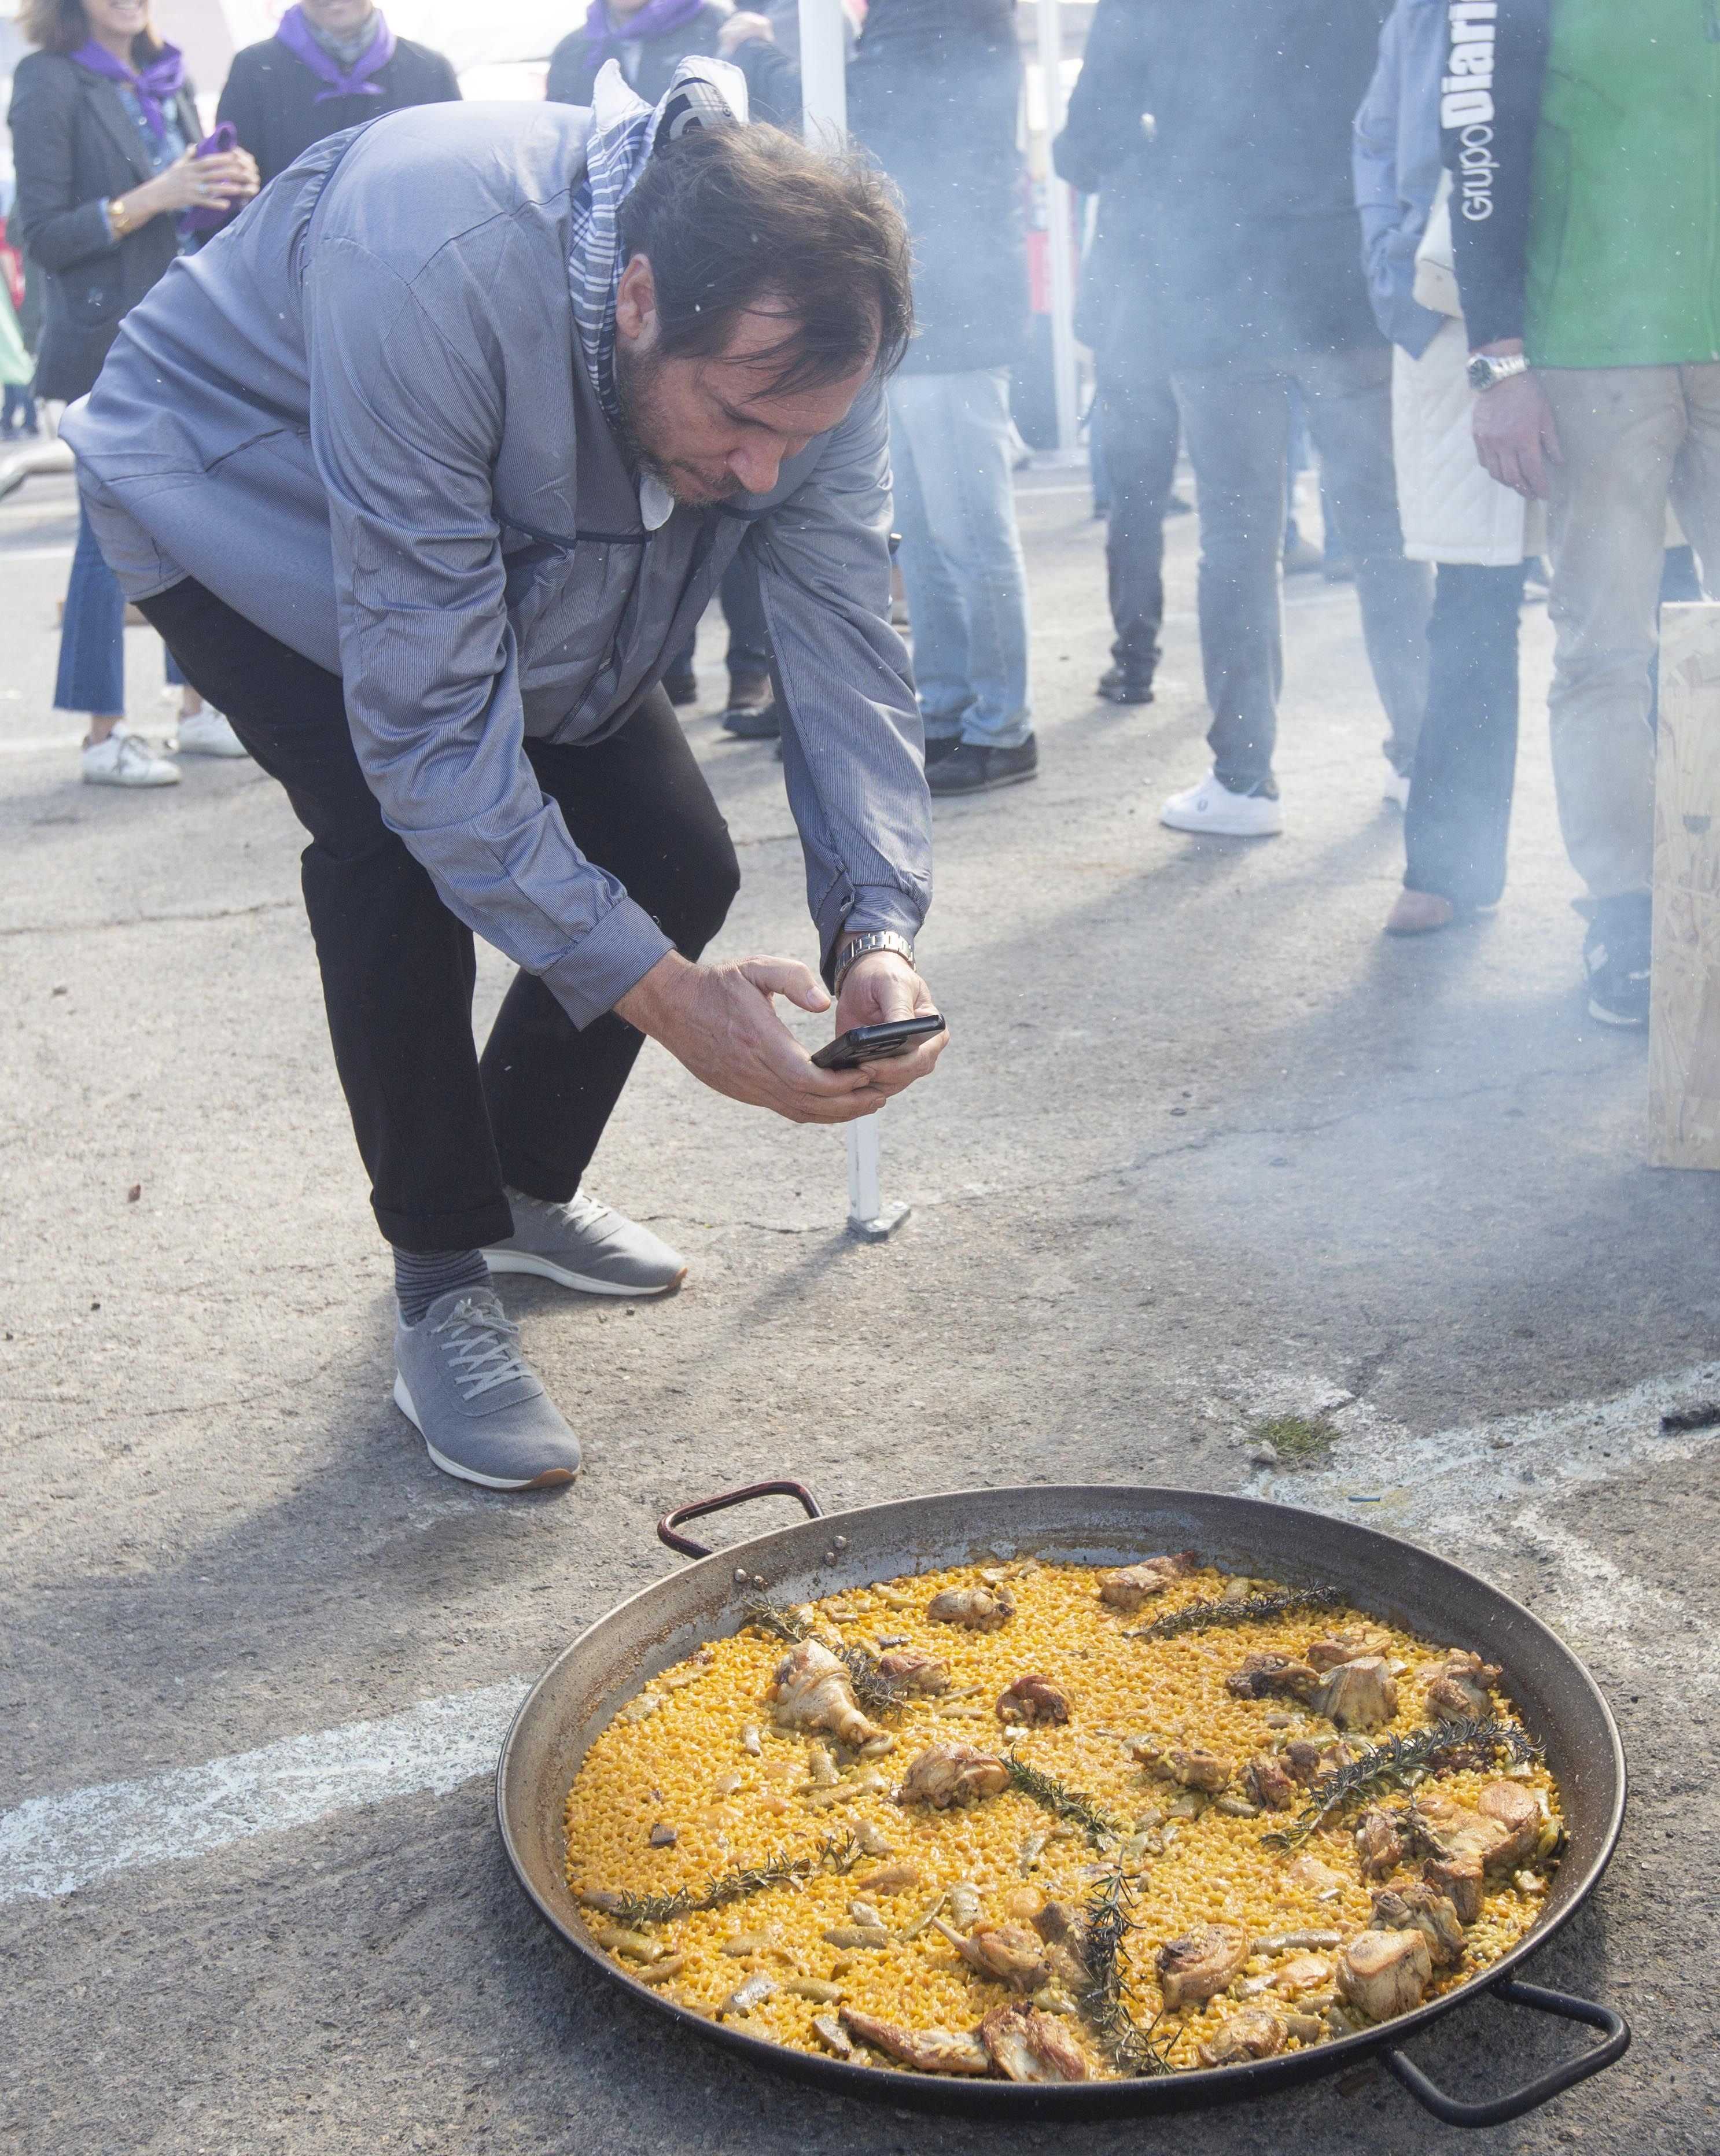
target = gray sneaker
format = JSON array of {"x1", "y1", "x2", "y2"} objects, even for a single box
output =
[
  {"x1": 485, "y1": 1187, "x2": 688, "y2": 1297},
  {"x1": 393, "y1": 1287, "x2": 580, "y2": 1490}
]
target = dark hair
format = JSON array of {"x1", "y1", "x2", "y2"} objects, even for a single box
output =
[
  {"x1": 21, "y1": 0, "x2": 161, "y2": 60},
  {"x1": 616, "y1": 124, "x2": 914, "y2": 395}
]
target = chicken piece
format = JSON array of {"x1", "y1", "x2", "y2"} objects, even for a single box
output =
[
  {"x1": 1155, "y1": 1924, "x2": 1249, "y2": 2010},
  {"x1": 769, "y1": 1639, "x2": 890, "y2": 1751},
  {"x1": 1306, "y1": 1627, "x2": 1391, "y2": 1673},
  {"x1": 1246, "y1": 1753, "x2": 1298, "y2": 1812},
  {"x1": 1424, "y1": 1648, "x2": 1503, "y2": 1722},
  {"x1": 1030, "y1": 1900, "x2": 1089, "y2": 1962},
  {"x1": 1285, "y1": 1853, "x2": 1348, "y2": 1898},
  {"x1": 1422, "y1": 1853, "x2": 1485, "y2": 1925},
  {"x1": 980, "y1": 2001, "x2": 1091, "y2": 2083},
  {"x1": 926, "y1": 1586, "x2": 1014, "y2": 1631},
  {"x1": 1475, "y1": 1779, "x2": 1541, "y2": 1867},
  {"x1": 874, "y1": 1649, "x2": 949, "y2": 1694},
  {"x1": 1163, "y1": 1745, "x2": 1232, "y2": 1794},
  {"x1": 1198, "y1": 2007, "x2": 1289, "y2": 2066},
  {"x1": 839, "y1": 2008, "x2": 994, "y2": 2076},
  {"x1": 1226, "y1": 1651, "x2": 1321, "y2": 1704},
  {"x1": 939, "y1": 1917, "x2": 1049, "y2": 1992},
  {"x1": 1316, "y1": 1656, "x2": 1399, "y2": 1733},
  {"x1": 1284, "y1": 1737, "x2": 1353, "y2": 1786},
  {"x1": 1098, "y1": 1550, "x2": 1199, "y2": 1611},
  {"x1": 996, "y1": 1672, "x2": 1071, "y2": 1726},
  {"x1": 812, "y1": 2013, "x2": 852, "y2": 2057},
  {"x1": 1371, "y1": 1883, "x2": 1466, "y2": 1969},
  {"x1": 856, "y1": 1862, "x2": 923, "y2": 1897},
  {"x1": 896, "y1": 1741, "x2": 1010, "y2": 1809},
  {"x1": 1336, "y1": 1928, "x2": 1434, "y2": 2020},
  {"x1": 1273, "y1": 1953, "x2": 1333, "y2": 1993},
  {"x1": 1355, "y1": 1805, "x2": 1408, "y2": 1880}
]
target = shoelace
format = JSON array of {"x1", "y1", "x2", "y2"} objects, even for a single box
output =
[
  {"x1": 563, "y1": 1189, "x2": 613, "y2": 1231},
  {"x1": 432, "y1": 1297, "x2": 532, "y2": 1401}
]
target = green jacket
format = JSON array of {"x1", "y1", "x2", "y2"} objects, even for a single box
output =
[{"x1": 1527, "y1": 0, "x2": 1720, "y2": 366}]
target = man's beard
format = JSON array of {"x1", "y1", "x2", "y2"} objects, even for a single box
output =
[{"x1": 612, "y1": 340, "x2": 744, "y2": 506}]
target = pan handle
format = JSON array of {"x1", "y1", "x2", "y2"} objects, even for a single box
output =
[
  {"x1": 657, "y1": 1480, "x2": 825, "y2": 1560},
  {"x1": 1383, "y1": 1977, "x2": 1630, "y2": 2128}
]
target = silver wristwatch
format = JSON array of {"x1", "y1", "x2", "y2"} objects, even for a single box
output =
[
  {"x1": 833, "y1": 930, "x2": 915, "y2": 987},
  {"x1": 1467, "y1": 351, "x2": 1531, "y2": 393}
]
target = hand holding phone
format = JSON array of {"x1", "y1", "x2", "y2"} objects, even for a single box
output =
[{"x1": 811, "y1": 1012, "x2": 946, "y2": 1071}]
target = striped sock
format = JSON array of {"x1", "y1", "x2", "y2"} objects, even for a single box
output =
[{"x1": 393, "y1": 1245, "x2": 491, "y2": 1327}]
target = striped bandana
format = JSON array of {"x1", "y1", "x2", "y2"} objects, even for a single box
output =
[{"x1": 567, "y1": 57, "x2": 749, "y2": 438}]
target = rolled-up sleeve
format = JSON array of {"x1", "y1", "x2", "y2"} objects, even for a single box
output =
[
  {"x1": 304, "y1": 234, "x2": 673, "y2": 1027},
  {"x1": 754, "y1": 378, "x2": 932, "y2": 983}
]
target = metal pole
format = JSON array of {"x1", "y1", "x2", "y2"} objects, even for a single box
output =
[
  {"x1": 797, "y1": 0, "x2": 848, "y2": 143},
  {"x1": 1034, "y1": 0, "x2": 1080, "y2": 456},
  {"x1": 846, "y1": 1115, "x2": 910, "y2": 1240}
]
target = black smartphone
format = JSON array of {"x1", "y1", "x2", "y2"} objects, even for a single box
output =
[{"x1": 811, "y1": 1012, "x2": 946, "y2": 1071}]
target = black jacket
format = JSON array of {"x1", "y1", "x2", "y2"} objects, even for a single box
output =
[
  {"x1": 216, "y1": 35, "x2": 461, "y2": 189},
  {"x1": 544, "y1": 3, "x2": 728, "y2": 110},
  {"x1": 848, "y1": 0, "x2": 1029, "y2": 376},
  {"x1": 1058, "y1": 0, "x2": 1390, "y2": 368},
  {"x1": 6, "y1": 49, "x2": 203, "y2": 401}
]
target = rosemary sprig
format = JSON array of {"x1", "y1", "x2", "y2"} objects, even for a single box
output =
[
  {"x1": 742, "y1": 1594, "x2": 812, "y2": 1642},
  {"x1": 1129, "y1": 1585, "x2": 1348, "y2": 1642},
  {"x1": 1076, "y1": 1867, "x2": 1176, "y2": 2077},
  {"x1": 1005, "y1": 1752, "x2": 1122, "y2": 1845},
  {"x1": 1262, "y1": 1717, "x2": 1544, "y2": 1850},
  {"x1": 608, "y1": 1829, "x2": 864, "y2": 1928}
]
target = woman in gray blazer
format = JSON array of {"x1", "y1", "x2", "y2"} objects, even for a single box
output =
[{"x1": 8, "y1": 0, "x2": 257, "y2": 784}]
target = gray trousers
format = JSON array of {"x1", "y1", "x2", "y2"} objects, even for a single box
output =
[{"x1": 1172, "y1": 343, "x2": 1431, "y2": 788}]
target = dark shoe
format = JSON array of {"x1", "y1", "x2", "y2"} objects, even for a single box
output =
[
  {"x1": 1164, "y1": 493, "x2": 1195, "y2": 518},
  {"x1": 1098, "y1": 663, "x2": 1155, "y2": 705},
  {"x1": 1282, "y1": 536, "x2": 1325, "y2": 576},
  {"x1": 923, "y1": 734, "x2": 963, "y2": 766},
  {"x1": 1583, "y1": 897, "x2": 1652, "y2": 1028},
  {"x1": 926, "y1": 735, "x2": 1038, "y2": 796},
  {"x1": 664, "y1": 668, "x2": 698, "y2": 707},
  {"x1": 720, "y1": 669, "x2": 779, "y2": 739}
]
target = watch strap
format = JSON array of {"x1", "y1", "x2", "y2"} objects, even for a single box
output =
[{"x1": 834, "y1": 930, "x2": 915, "y2": 987}]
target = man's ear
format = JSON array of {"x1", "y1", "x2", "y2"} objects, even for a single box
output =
[{"x1": 615, "y1": 254, "x2": 658, "y2": 347}]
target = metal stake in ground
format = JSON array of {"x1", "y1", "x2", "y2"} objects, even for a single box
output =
[{"x1": 846, "y1": 1115, "x2": 909, "y2": 1240}]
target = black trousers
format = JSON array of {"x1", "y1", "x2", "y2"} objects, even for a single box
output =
[
  {"x1": 1402, "y1": 563, "x2": 1524, "y2": 909},
  {"x1": 142, "y1": 577, "x2": 740, "y2": 1253},
  {"x1": 1096, "y1": 341, "x2": 1181, "y2": 671}
]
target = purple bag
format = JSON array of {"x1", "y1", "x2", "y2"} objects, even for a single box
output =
[{"x1": 179, "y1": 121, "x2": 241, "y2": 238}]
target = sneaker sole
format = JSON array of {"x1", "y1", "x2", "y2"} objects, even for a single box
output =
[
  {"x1": 392, "y1": 1373, "x2": 577, "y2": 1490},
  {"x1": 1585, "y1": 994, "x2": 1649, "y2": 1030},
  {"x1": 483, "y1": 1248, "x2": 687, "y2": 1296},
  {"x1": 1160, "y1": 806, "x2": 1283, "y2": 838},
  {"x1": 929, "y1": 766, "x2": 1039, "y2": 797},
  {"x1": 175, "y1": 742, "x2": 251, "y2": 758},
  {"x1": 82, "y1": 768, "x2": 181, "y2": 788}
]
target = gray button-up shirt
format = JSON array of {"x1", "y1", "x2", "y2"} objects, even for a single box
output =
[{"x1": 66, "y1": 96, "x2": 930, "y2": 1027}]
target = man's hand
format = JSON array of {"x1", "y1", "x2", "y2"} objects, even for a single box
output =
[
  {"x1": 830, "y1": 949, "x2": 949, "y2": 1103},
  {"x1": 1471, "y1": 341, "x2": 1561, "y2": 499},
  {"x1": 718, "y1": 10, "x2": 775, "y2": 53},
  {"x1": 614, "y1": 951, "x2": 893, "y2": 1123}
]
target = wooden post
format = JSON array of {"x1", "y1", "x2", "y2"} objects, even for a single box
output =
[{"x1": 1648, "y1": 602, "x2": 1720, "y2": 1167}]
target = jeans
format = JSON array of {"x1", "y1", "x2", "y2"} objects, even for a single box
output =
[
  {"x1": 1404, "y1": 564, "x2": 1524, "y2": 909},
  {"x1": 2, "y1": 382, "x2": 35, "y2": 434},
  {"x1": 1539, "y1": 363, "x2": 1720, "y2": 900},
  {"x1": 1097, "y1": 345, "x2": 1180, "y2": 672},
  {"x1": 55, "y1": 495, "x2": 183, "y2": 716},
  {"x1": 887, "y1": 367, "x2": 1033, "y2": 748},
  {"x1": 140, "y1": 576, "x2": 740, "y2": 1254},
  {"x1": 1172, "y1": 344, "x2": 1431, "y2": 790}
]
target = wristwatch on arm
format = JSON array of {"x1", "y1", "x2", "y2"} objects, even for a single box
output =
[
  {"x1": 833, "y1": 930, "x2": 915, "y2": 990},
  {"x1": 1467, "y1": 351, "x2": 1531, "y2": 393}
]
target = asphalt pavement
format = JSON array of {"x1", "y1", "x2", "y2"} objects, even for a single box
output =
[{"x1": 3, "y1": 463, "x2": 1717, "y2": 2155}]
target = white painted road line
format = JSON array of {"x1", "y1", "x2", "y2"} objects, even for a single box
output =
[
  {"x1": 8, "y1": 1360, "x2": 1716, "y2": 1909},
  {"x1": 0, "y1": 1677, "x2": 530, "y2": 1906}
]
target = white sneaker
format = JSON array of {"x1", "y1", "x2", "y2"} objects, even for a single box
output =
[
  {"x1": 1159, "y1": 769, "x2": 1283, "y2": 837},
  {"x1": 81, "y1": 731, "x2": 181, "y2": 788},
  {"x1": 174, "y1": 707, "x2": 248, "y2": 758},
  {"x1": 1382, "y1": 766, "x2": 1411, "y2": 812}
]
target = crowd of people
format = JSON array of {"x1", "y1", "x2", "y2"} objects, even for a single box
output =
[{"x1": 0, "y1": 0, "x2": 1711, "y2": 1480}]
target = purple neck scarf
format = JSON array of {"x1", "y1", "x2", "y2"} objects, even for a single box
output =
[
  {"x1": 72, "y1": 38, "x2": 185, "y2": 140},
  {"x1": 274, "y1": 6, "x2": 397, "y2": 103},
  {"x1": 584, "y1": 0, "x2": 705, "y2": 63}
]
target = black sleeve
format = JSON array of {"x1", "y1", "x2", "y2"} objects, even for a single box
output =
[
  {"x1": 215, "y1": 49, "x2": 263, "y2": 155},
  {"x1": 6, "y1": 57, "x2": 114, "y2": 275},
  {"x1": 544, "y1": 32, "x2": 592, "y2": 107},
  {"x1": 731, "y1": 36, "x2": 801, "y2": 131},
  {"x1": 1441, "y1": 0, "x2": 1549, "y2": 349},
  {"x1": 426, "y1": 51, "x2": 462, "y2": 102},
  {"x1": 1054, "y1": 0, "x2": 1155, "y2": 196}
]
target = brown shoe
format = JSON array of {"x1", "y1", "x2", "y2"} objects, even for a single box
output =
[
  {"x1": 721, "y1": 669, "x2": 779, "y2": 739},
  {"x1": 1384, "y1": 888, "x2": 1456, "y2": 936}
]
